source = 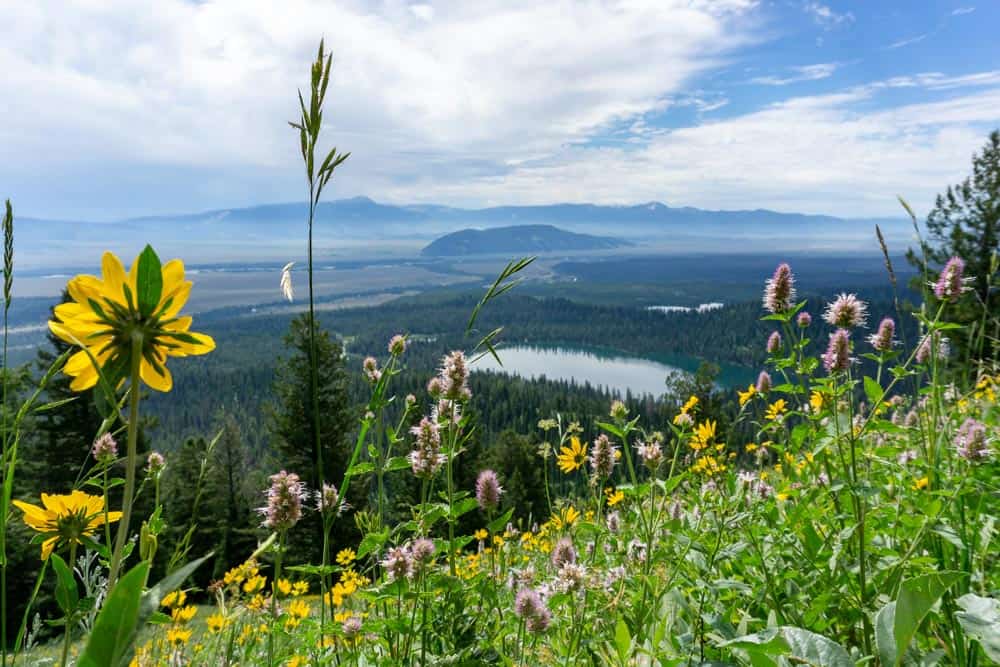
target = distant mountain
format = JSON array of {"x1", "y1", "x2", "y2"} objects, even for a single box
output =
[
  {"x1": 17, "y1": 196, "x2": 912, "y2": 268},
  {"x1": 422, "y1": 224, "x2": 629, "y2": 256}
]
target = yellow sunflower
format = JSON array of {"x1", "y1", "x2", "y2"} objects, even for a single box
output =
[
  {"x1": 48, "y1": 246, "x2": 214, "y2": 393},
  {"x1": 556, "y1": 436, "x2": 588, "y2": 473},
  {"x1": 738, "y1": 383, "x2": 756, "y2": 407},
  {"x1": 13, "y1": 490, "x2": 121, "y2": 560}
]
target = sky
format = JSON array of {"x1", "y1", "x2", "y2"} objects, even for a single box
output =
[{"x1": 2, "y1": 0, "x2": 999, "y2": 221}]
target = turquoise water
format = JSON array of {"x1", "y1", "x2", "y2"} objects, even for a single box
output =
[{"x1": 474, "y1": 345, "x2": 752, "y2": 398}]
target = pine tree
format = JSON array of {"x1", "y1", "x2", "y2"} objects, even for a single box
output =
[
  {"x1": 907, "y1": 129, "x2": 1000, "y2": 361},
  {"x1": 208, "y1": 412, "x2": 259, "y2": 578},
  {"x1": 269, "y1": 314, "x2": 355, "y2": 562}
]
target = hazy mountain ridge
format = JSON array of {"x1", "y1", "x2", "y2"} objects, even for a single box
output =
[
  {"x1": 16, "y1": 196, "x2": 912, "y2": 268},
  {"x1": 422, "y1": 224, "x2": 629, "y2": 256}
]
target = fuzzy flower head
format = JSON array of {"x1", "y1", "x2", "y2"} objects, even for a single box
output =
[
  {"x1": 387, "y1": 334, "x2": 407, "y2": 356},
  {"x1": 475, "y1": 469, "x2": 503, "y2": 511},
  {"x1": 589, "y1": 434, "x2": 618, "y2": 479},
  {"x1": 869, "y1": 317, "x2": 896, "y2": 352},
  {"x1": 824, "y1": 293, "x2": 868, "y2": 329},
  {"x1": 823, "y1": 329, "x2": 852, "y2": 373},
  {"x1": 381, "y1": 545, "x2": 414, "y2": 582},
  {"x1": 91, "y1": 433, "x2": 118, "y2": 465},
  {"x1": 636, "y1": 440, "x2": 664, "y2": 470},
  {"x1": 426, "y1": 376, "x2": 443, "y2": 398},
  {"x1": 766, "y1": 331, "x2": 782, "y2": 355},
  {"x1": 409, "y1": 417, "x2": 446, "y2": 479},
  {"x1": 797, "y1": 311, "x2": 812, "y2": 328},
  {"x1": 550, "y1": 536, "x2": 577, "y2": 568},
  {"x1": 609, "y1": 400, "x2": 628, "y2": 422},
  {"x1": 755, "y1": 370, "x2": 772, "y2": 394},
  {"x1": 515, "y1": 587, "x2": 552, "y2": 632},
  {"x1": 440, "y1": 350, "x2": 471, "y2": 401},
  {"x1": 763, "y1": 263, "x2": 796, "y2": 314},
  {"x1": 362, "y1": 356, "x2": 381, "y2": 383},
  {"x1": 316, "y1": 483, "x2": 342, "y2": 517},
  {"x1": 146, "y1": 451, "x2": 166, "y2": 477},
  {"x1": 916, "y1": 332, "x2": 950, "y2": 365},
  {"x1": 410, "y1": 538, "x2": 436, "y2": 565},
  {"x1": 433, "y1": 398, "x2": 462, "y2": 427},
  {"x1": 954, "y1": 418, "x2": 990, "y2": 461},
  {"x1": 934, "y1": 256, "x2": 968, "y2": 302},
  {"x1": 259, "y1": 471, "x2": 306, "y2": 532}
]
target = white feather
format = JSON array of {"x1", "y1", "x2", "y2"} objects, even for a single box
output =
[{"x1": 280, "y1": 262, "x2": 295, "y2": 302}]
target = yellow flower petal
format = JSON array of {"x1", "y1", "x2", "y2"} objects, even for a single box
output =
[
  {"x1": 140, "y1": 357, "x2": 173, "y2": 392},
  {"x1": 41, "y1": 536, "x2": 58, "y2": 561},
  {"x1": 101, "y1": 251, "x2": 129, "y2": 307}
]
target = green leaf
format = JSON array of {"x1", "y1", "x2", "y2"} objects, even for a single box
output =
[
  {"x1": 384, "y1": 456, "x2": 411, "y2": 472},
  {"x1": 50, "y1": 553, "x2": 79, "y2": 616},
  {"x1": 722, "y1": 626, "x2": 852, "y2": 667},
  {"x1": 134, "y1": 244, "x2": 163, "y2": 318},
  {"x1": 955, "y1": 594, "x2": 1000, "y2": 662},
  {"x1": 892, "y1": 571, "x2": 964, "y2": 666},
  {"x1": 487, "y1": 507, "x2": 515, "y2": 534},
  {"x1": 451, "y1": 497, "x2": 479, "y2": 519},
  {"x1": 875, "y1": 601, "x2": 899, "y2": 667},
  {"x1": 347, "y1": 461, "x2": 375, "y2": 476},
  {"x1": 863, "y1": 376, "x2": 884, "y2": 406},
  {"x1": 614, "y1": 616, "x2": 632, "y2": 664},
  {"x1": 143, "y1": 552, "x2": 213, "y2": 618},
  {"x1": 77, "y1": 561, "x2": 150, "y2": 667},
  {"x1": 356, "y1": 529, "x2": 389, "y2": 559}
]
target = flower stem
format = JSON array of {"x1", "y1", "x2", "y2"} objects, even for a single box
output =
[
  {"x1": 108, "y1": 332, "x2": 142, "y2": 586},
  {"x1": 59, "y1": 541, "x2": 78, "y2": 667}
]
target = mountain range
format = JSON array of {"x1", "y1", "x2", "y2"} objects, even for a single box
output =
[{"x1": 17, "y1": 196, "x2": 912, "y2": 269}]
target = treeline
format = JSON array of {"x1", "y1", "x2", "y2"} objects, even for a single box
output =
[{"x1": 143, "y1": 286, "x2": 917, "y2": 450}]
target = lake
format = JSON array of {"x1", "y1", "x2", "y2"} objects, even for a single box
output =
[{"x1": 474, "y1": 345, "x2": 752, "y2": 398}]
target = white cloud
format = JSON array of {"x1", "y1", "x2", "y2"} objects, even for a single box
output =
[
  {"x1": 803, "y1": 2, "x2": 854, "y2": 28},
  {"x1": 951, "y1": 7, "x2": 975, "y2": 16},
  {"x1": 887, "y1": 33, "x2": 929, "y2": 50},
  {"x1": 380, "y1": 76, "x2": 1000, "y2": 218},
  {"x1": 0, "y1": 0, "x2": 995, "y2": 222},
  {"x1": 0, "y1": 0, "x2": 758, "y2": 218},
  {"x1": 749, "y1": 62, "x2": 840, "y2": 86}
]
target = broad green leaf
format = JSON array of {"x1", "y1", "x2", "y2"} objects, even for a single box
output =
[
  {"x1": 450, "y1": 497, "x2": 479, "y2": 519},
  {"x1": 487, "y1": 507, "x2": 515, "y2": 534},
  {"x1": 722, "y1": 626, "x2": 852, "y2": 667},
  {"x1": 863, "y1": 376, "x2": 884, "y2": 406},
  {"x1": 955, "y1": 594, "x2": 1000, "y2": 662},
  {"x1": 893, "y1": 571, "x2": 964, "y2": 666},
  {"x1": 142, "y1": 552, "x2": 213, "y2": 618},
  {"x1": 384, "y1": 456, "x2": 411, "y2": 472},
  {"x1": 614, "y1": 616, "x2": 631, "y2": 664},
  {"x1": 347, "y1": 461, "x2": 375, "y2": 476},
  {"x1": 77, "y1": 561, "x2": 150, "y2": 667},
  {"x1": 50, "y1": 553, "x2": 78, "y2": 616},
  {"x1": 356, "y1": 529, "x2": 389, "y2": 559},
  {"x1": 875, "y1": 601, "x2": 898, "y2": 667},
  {"x1": 135, "y1": 244, "x2": 163, "y2": 318}
]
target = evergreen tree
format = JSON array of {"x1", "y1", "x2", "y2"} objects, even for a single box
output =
[
  {"x1": 208, "y1": 412, "x2": 259, "y2": 578},
  {"x1": 269, "y1": 314, "x2": 354, "y2": 562},
  {"x1": 907, "y1": 129, "x2": 1000, "y2": 361}
]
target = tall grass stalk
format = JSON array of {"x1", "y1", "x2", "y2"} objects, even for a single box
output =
[{"x1": 1, "y1": 199, "x2": 12, "y2": 666}]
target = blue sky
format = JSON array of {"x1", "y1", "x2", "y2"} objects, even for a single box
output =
[{"x1": 1, "y1": 0, "x2": 998, "y2": 221}]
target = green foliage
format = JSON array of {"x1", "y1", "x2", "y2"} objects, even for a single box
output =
[
  {"x1": 77, "y1": 561, "x2": 149, "y2": 667},
  {"x1": 906, "y1": 129, "x2": 1000, "y2": 362}
]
